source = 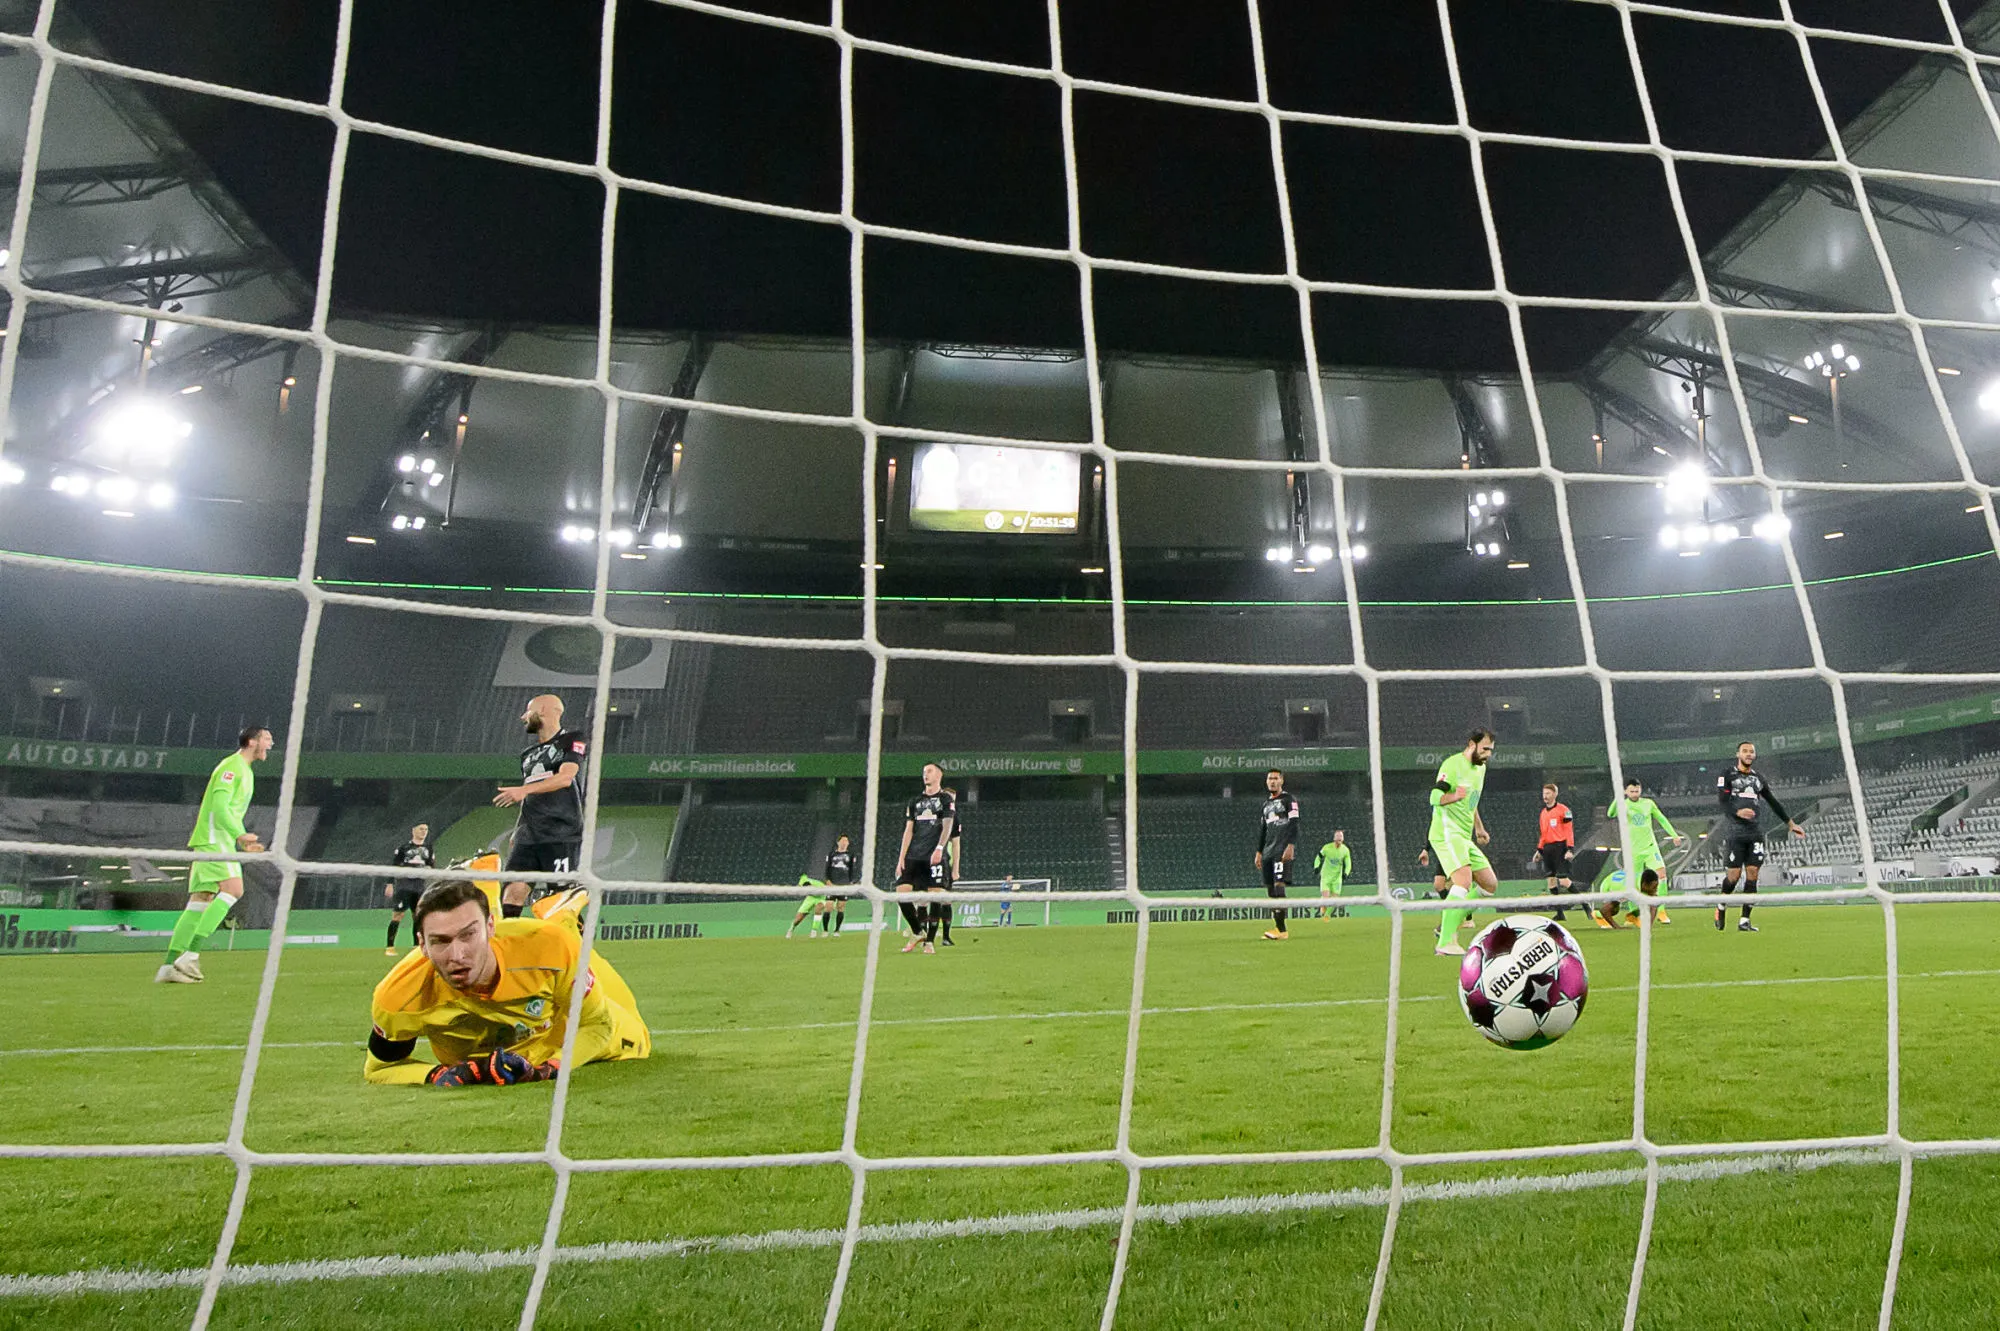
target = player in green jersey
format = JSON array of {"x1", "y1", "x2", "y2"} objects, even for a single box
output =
[
  {"x1": 1606, "y1": 778, "x2": 1683, "y2": 926},
  {"x1": 787, "y1": 876, "x2": 831, "y2": 938},
  {"x1": 1315, "y1": 830, "x2": 1353, "y2": 918},
  {"x1": 155, "y1": 726, "x2": 273, "y2": 984},
  {"x1": 1430, "y1": 729, "x2": 1497, "y2": 956}
]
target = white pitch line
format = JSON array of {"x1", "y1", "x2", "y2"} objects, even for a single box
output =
[
  {"x1": 12, "y1": 969, "x2": 1996, "y2": 1054},
  {"x1": 0, "y1": 1146, "x2": 1890, "y2": 1300},
  {"x1": 6, "y1": 1041, "x2": 358, "y2": 1058}
]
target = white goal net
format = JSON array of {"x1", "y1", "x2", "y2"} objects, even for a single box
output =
[{"x1": 3, "y1": 1, "x2": 2000, "y2": 1329}]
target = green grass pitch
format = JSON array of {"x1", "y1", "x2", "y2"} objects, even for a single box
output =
[{"x1": 3, "y1": 902, "x2": 1999, "y2": 1329}]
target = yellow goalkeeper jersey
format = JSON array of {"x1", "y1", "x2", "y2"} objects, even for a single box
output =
[{"x1": 366, "y1": 916, "x2": 649, "y2": 1085}]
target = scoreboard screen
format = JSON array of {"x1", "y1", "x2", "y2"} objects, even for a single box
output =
[{"x1": 908, "y1": 442, "x2": 1080, "y2": 535}]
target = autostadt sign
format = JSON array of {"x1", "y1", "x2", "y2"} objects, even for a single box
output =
[{"x1": 0, "y1": 740, "x2": 188, "y2": 773}]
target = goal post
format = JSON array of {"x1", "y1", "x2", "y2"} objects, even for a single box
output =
[{"x1": 945, "y1": 877, "x2": 1055, "y2": 928}]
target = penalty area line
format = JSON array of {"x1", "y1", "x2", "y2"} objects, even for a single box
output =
[{"x1": 0, "y1": 1147, "x2": 1890, "y2": 1299}]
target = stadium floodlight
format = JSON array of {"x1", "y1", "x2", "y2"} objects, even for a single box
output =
[
  {"x1": 410, "y1": 515, "x2": 426, "y2": 530},
  {"x1": 1683, "y1": 523, "x2": 1710, "y2": 546},
  {"x1": 344, "y1": 534, "x2": 376, "y2": 545},
  {"x1": 1658, "y1": 525, "x2": 1679, "y2": 547},
  {"x1": 0, "y1": 247, "x2": 9, "y2": 267},
  {"x1": 1979, "y1": 381, "x2": 2000, "y2": 414},
  {"x1": 1305, "y1": 543, "x2": 1333, "y2": 563},
  {"x1": 178, "y1": 384, "x2": 203, "y2": 395},
  {"x1": 391, "y1": 514, "x2": 410, "y2": 530},
  {"x1": 1939, "y1": 366, "x2": 1962, "y2": 376},
  {"x1": 396, "y1": 454, "x2": 417, "y2": 472},
  {"x1": 51, "y1": 472, "x2": 88, "y2": 495},
  {"x1": 95, "y1": 400, "x2": 192, "y2": 465},
  {"x1": 608, "y1": 528, "x2": 635, "y2": 548},
  {"x1": 418, "y1": 456, "x2": 436, "y2": 474},
  {"x1": 1349, "y1": 543, "x2": 1369, "y2": 561},
  {"x1": 1474, "y1": 491, "x2": 1488, "y2": 507},
  {"x1": 1711, "y1": 522, "x2": 1740, "y2": 543},
  {"x1": 95, "y1": 475, "x2": 138, "y2": 504},
  {"x1": 145, "y1": 482, "x2": 174, "y2": 509},
  {"x1": 1264, "y1": 545, "x2": 1289, "y2": 561},
  {"x1": 1751, "y1": 514, "x2": 1791, "y2": 542},
  {"x1": 1489, "y1": 489, "x2": 1506, "y2": 508},
  {"x1": 0, "y1": 458, "x2": 23, "y2": 485},
  {"x1": 426, "y1": 472, "x2": 443, "y2": 487},
  {"x1": 1664, "y1": 463, "x2": 1709, "y2": 507}
]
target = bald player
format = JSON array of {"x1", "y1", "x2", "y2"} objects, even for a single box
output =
[
  {"x1": 494, "y1": 694, "x2": 588, "y2": 918},
  {"x1": 364, "y1": 880, "x2": 648, "y2": 1085}
]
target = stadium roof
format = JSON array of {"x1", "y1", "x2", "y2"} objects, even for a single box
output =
[{"x1": 3, "y1": 0, "x2": 2000, "y2": 605}]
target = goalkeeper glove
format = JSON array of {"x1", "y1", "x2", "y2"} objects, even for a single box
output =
[{"x1": 425, "y1": 1050, "x2": 558, "y2": 1087}]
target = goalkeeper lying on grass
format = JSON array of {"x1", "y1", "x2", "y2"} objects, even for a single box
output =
[{"x1": 365, "y1": 879, "x2": 650, "y2": 1086}]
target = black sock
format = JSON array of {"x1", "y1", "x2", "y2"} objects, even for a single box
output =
[
  {"x1": 387, "y1": 918, "x2": 400, "y2": 948},
  {"x1": 899, "y1": 899, "x2": 922, "y2": 932},
  {"x1": 1742, "y1": 881, "x2": 1756, "y2": 921},
  {"x1": 1272, "y1": 909, "x2": 1287, "y2": 932},
  {"x1": 923, "y1": 902, "x2": 941, "y2": 942},
  {"x1": 940, "y1": 903, "x2": 953, "y2": 940},
  {"x1": 501, "y1": 901, "x2": 523, "y2": 919},
  {"x1": 832, "y1": 907, "x2": 844, "y2": 934}
]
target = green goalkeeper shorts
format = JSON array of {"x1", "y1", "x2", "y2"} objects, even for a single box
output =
[
  {"x1": 797, "y1": 895, "x2": 827, "y2": 914},
  {"x1": 188, "y1": 858, "x2": 243, "y2": 893},
  {"x1": 1434, "y1": 829, "x2": 1490, "y2": 878}
]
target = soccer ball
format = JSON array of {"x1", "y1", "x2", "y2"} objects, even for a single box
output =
[{"x1": 1457, "y1": 914, "x2": 1588, "y2": 1050}]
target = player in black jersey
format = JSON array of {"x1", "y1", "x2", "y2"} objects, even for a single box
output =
[
  {"x1": 382, "y1": 823, "x2": 436, "y2": 954},
  {"x1": 937, "y1": 791, "x2": 963, "y2": 946},
  {"x1": 822, "y1": 834, "x2": 857, "y2": 936},
  {"x1": 1416, "y1": 843, "x2": 1448, "y2": 898},
  {"x1": 494, "y1": 694, "x2": 589, "y2": 919},
  {"x1": 1253, "y1": 769, "x2": 1300, "y2": 941},
  {"x1": 1714, "y1": 741, "x2": 1803, "y2": 933},
  {"x1": 895, "y1": 763, "x2": 956, "y2": 955}
]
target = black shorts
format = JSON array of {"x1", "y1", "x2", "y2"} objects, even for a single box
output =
[
  {"x1": 898, "y1": 857, "x2": 948, "y2": 889},
  {"x1": 506, "y1": 840, "x2": 582, "y2": 879},
  {"x1": 1261, "y1": 856, "x2": 1291, "y2": 895},
  {"x1": 389, "y1": 882, "x2": 423, "y2": 912},
  {"x1": 1723, "y1": 836, "x2": 1765, "y2": 869},
  {"x1": 1538, "y1": 844, "x2": 1572, "y2": 879}
]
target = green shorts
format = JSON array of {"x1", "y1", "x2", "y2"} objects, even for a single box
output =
[
  {"x1": 797, "y1": 895, "x2": 827, "y2": 913},
  {"x1": 1434, "y1": 829, "x2": 1490, "y2": 878},
  {"x1": 188, "y1": 858, "x2": 243, "y2": 893},
  {"x1": 1632, "y1": 849, "x2": 1666, "y2": 877},
  {"x1": 1320, "y1": 878, "x2": 1345, "y2": 895}
]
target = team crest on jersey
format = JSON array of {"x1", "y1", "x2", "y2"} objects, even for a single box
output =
[{"x1": 526, "y1": 998, "x2": 547, "y2": 1017}]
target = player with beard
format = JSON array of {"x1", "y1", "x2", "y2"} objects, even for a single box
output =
[
  {"x1": 494, "y1": 695, "x2": 588, "y2": 919},
  {"x1": 895, "y1": 763, "x2": 956, "y2": 955},
  {"x1": 1430, "y1": 729, "x2": 1498, "y2": 956},
  {"x1": 1715, "y1": 741, "x2": 1803, "y2": 933}
]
